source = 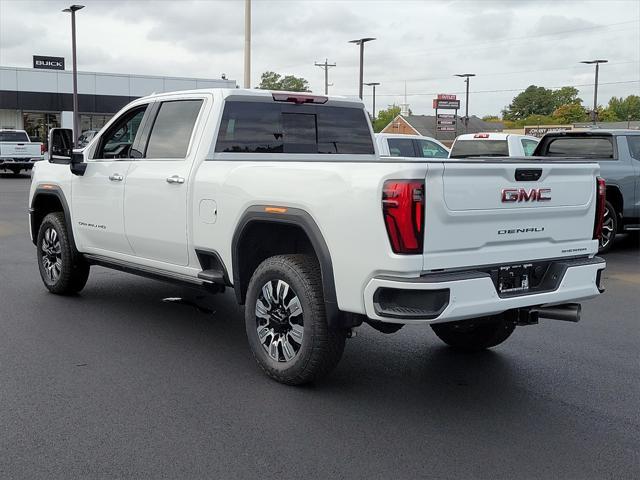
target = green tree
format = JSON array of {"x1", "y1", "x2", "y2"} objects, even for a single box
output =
[
  {"x1": 597, "y1": 107, "x2": 619, "y2": 122},
  {"x1": 552, "y1": 103, "x2": 588, "y2": 124},
  {"x1": 552, "y1": 86, "x2": 582, "y2": 107},
  {"x1": 372, "y1": 105, "x2": 401, "y2": 133},
  {"x1": 482, "y1": 115, "x2": 501, "y2": 123},
  {"x1": 607, "y1": 95, "x2": 640, "y2": 121},
  {"x1": 257, "y1": 71, "x2": 310, "y2": 92},
  {"x1": 503, "y1": 85, "x2": 583, "y2": 121}
]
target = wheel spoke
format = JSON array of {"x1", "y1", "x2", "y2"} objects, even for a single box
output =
[
  {"x1": 275, "y1": 280, "x2": 289, "y2": 305},
  {"x1": 281, "y1": 336, "x2": 295, "y2": 361},
  {"x1": 268, "y1": 335, "x2": 280, "y2": 361},
  {"x1": 255, "y1": 299, "x2": 271, "y2": 320},
  {"x1": 286, "y1": 296, "x2": 302, "y2": 318},
  {"x1": 289, "y1": 323, "x2": 304, "y2": 344},
  {"x1": 262, "y1": 282, "x2": 276, "y2": 308},
  {"x1": 257, "y1": 325, "x2": 272, "y2": 343}
]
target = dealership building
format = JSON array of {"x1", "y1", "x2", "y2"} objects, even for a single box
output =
[{"x1": 0, "y1": 60, "x2": 236, "y2": 143}]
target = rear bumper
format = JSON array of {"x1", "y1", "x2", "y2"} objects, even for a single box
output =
[
  {"x1": 0, "y1": 158, "x2": 41, "y2": 169},
  {"x1": 363, "y1": 256, "x2": 606, "y2": 324}
]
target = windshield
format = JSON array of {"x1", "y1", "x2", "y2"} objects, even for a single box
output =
[
  {"x1": 542, "y1": 137, "x2": 614, "y2": 158},
  {"x1": 450, "y1": 139, "x2": 509, "y2": 158},
  {"x1": 0, "y1": 131, "x2": 30, "y2": 142}
]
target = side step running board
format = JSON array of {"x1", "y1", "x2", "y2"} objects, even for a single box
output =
[{"x1": 84, "y1": 254, "x2": 217, "y2": 290}]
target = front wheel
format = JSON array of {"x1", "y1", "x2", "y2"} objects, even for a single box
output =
[
  {"x1": 36, "y1": 212, "x2": 90, "y2": 294},
  {"x1": 431, "y1": 314, "x2": 516, "y2": 351},
  {"x1": 244, "y1": 254, "x2": 345, "y2": 385}
]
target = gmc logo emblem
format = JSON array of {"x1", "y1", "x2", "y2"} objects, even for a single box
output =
[{"x1": 501, "y1": 188, "x2": 551, "y2": 202}]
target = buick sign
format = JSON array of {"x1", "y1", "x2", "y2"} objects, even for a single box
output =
[{"x1": 33, "y1": 55, "x2": 65, "y2": 70}]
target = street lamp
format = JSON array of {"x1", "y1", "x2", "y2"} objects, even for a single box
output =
[
  {"x1": 349, "y1": 38, "x2": 376, "y2": 99},
  {"x1": 244, "y1": 0, "x2": 251, "y2": 88},
  {"x1": 364, "y1": 82, "x2": 380, "y2": 121},
  {"x1": 454, "y1": 73, "x2": 475, "y2": 133},
  {"x1": 580, "y1": 59, "x2": 608, "y2": 124},
  {"x1": 62, "y1": 4, "x2": 84, "y2": 147}
]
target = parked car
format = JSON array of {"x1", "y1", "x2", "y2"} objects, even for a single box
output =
[
  {"x1": 376, "y1": 133, "x2": 449, "y2": 158},
  {"x1": 0, "y1": 129, "x2": 45, "y2": 175},
  {"x1": 30, "y1": 89, "x2": 605, "y2": 385},
  {"x1": 450, "y1": 133, "x2": 539, "y2": 158},
  {"x1": 533, "y1": 130, "x2": 640, "y2": 252}
]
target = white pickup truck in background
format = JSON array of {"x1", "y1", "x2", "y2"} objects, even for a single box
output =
[
  {"x1": 0, "y1": 129, "x2": 44, "y2": 175},
  {"x1": 29, "y1": 89, "x2": 605, "y2": 385},
  {"x1": 376, "y1": 133, "x2": 450, "y2": 158},
  {"x1": 450, "y1": 132, "x2": 539, "y2": 158}
]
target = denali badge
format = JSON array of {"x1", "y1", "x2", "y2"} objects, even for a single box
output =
[
  {"x1": 498, "y1": 227, "x2": 545, "y2": 235},
  {"x1": 501, "y1": 188, "x2": 551, "y2": 202}
]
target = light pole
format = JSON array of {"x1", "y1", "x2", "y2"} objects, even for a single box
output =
[
  {"x1": 364, "y1": 82, "x2": 380, "y2": 120},
  {"x1": 62, "y1": 4, "x2": 84, "y2": 146},
  {"x1": 454, "y1": 73, "x2": 475, "y2": 133},
  {"x1": 244, "y1": 0, "x2": 251, "y2": 88},
  {"x1": 580, "y1": 59, "x2": 608, "y2": 124},
  {"x1": 349, "y1": 38, "x2": 375, "y2": 99}
]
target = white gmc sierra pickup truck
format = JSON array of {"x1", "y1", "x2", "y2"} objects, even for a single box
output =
[{"x1": 29, "y1": 89, "x2": 606, "y2": 385}]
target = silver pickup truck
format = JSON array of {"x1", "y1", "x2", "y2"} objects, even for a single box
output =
[
  {"x1": 0, "y1": 129, "x2": 44, "y2": 175},
  {"x1": 534, "y1": 130, "x2": 640, "y2": 252}
]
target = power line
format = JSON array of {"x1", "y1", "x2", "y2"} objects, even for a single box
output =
[
  {"x1": 384, "y1": 20, "x2": 640, "y2": 60},
  {"x1": 362, "y1": 80, "x2": 640, "y2": 98}
]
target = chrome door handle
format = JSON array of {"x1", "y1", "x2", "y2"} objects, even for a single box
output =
[
  {"x1": 108, "y1": 173, "x2": 123, "y2": 182},
  {"x1": 166, "y1": 175, "x2": 185, "y2": 184}
]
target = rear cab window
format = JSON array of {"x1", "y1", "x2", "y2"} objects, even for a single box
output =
[
  {"x1": 215, "y1": 101, "x2": 374, "y2": 155},
  {"x1": 542, "y1": 136, "x2": 615, "y2": 159},
  {"x1": 0, "y1": 131, "x2": 30, "y2": 142},
  {"x1": 450, "y1": 139, "x2": 509, "y2": 158}
]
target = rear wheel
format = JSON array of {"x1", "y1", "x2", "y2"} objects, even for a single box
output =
[
  {"x1": 598, "y1": 201, "x2": 617, "y2": 254},
  {"x1": 431, "y1": 314, "x2": 515, "y2": 351},
  {"x1": 245, "y1": 254, "x2": 345, "y2": 385},
  {"x1": 36, "y1": 212, "x2": 90, "y2": 294}
]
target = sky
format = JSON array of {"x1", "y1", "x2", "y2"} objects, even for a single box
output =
[{"x1": 1, "y1": 0, "x2": 639, "y2": 117}]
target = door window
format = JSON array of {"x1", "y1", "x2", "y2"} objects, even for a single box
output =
[
  {"x1": 627, "y1": 136, "x2": 640, "y2": 161},
  {"x1": 387, "y1": 138, "x2": 416, "y2": 157},
  {"x1": 521, "y1": 139, "x2": 539, "y2": 156},
  {"x1": 145, "y1": 100, "x2": 203, "y2": 158},
  {"x1": 417, "y1": 139, "x2": 449, "y2": 158},
  {"x1": 95, "y1": 106, "x2": 147, "y2": 159}
]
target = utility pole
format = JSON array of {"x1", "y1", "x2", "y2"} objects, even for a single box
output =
[
  {"x1": 581, "y1": 59, "x2": 608, "y2": 124},
  {"x1": 364, "y1": 82, "x2": 380, "y2": 120},
  {"x1": 349, "y1": 38, "x2": 375, "y2": 99},
  {"x1": 244, "y1": 0, "x2": 251, "y2": 88},
  {"x1": 314, "y1": 59, "x2": 336, "y2": 95},
  {"x1": 63, "y1": 4, "x2": 84, "y2": 146},
  {"x1": 454, "y1": 73, "x2": 475, "y2": 133}
]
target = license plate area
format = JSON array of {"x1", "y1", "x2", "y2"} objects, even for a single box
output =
[{"x1": 497, "y1": 263, "x2": 534, "y2": 294}]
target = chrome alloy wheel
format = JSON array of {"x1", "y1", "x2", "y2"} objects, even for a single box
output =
[
  {"x1": 41, "y1": 227, "x2": 62, "y2": 282},
  {"x1": 600, "y1": 205, "x2": 615, "y2": 249},
  {"x1": 255, "y1": 279, "x2": 304, "y2": 363}
]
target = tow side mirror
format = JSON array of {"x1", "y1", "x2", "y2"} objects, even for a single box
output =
[{"x1": 48, "y1": 128, "x2": 73, "y2": 164}]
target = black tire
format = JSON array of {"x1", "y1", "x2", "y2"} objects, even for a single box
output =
[
  {"x1": 245, "y1": 254, "x2": 345, "y2": 385},
  {"x1": 598, "y1": 201, "x2": 617, "y2": 254},
  {"x1": 431, "y1": 314, "x2": 516, "y2": 351},
  {"x1": 36, "y1": 212, "x2": 90, "y2": 294}
]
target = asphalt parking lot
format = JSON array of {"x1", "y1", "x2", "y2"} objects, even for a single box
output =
[{"x1": 1, "y1": 172, "x2": 638, "y2": 479}]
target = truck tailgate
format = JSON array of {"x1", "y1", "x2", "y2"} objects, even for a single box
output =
[
  {"x1": 0, "y1": 142, "x2": 41, "y2": 158},
  {"x1": 423, "y1": 161, "x2": 600, "y2": 271}
]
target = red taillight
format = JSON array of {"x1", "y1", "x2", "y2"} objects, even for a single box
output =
[
  {"x1": 40, "y1": 143, "x2": 47, "y2": 155},
  {"x1": 272, "y1": 93, "x2": 328, "y2": 104},
  {"x1": 593, "y1": 177, "x2": 606, "y2": 240},
  {"x1": 382, "y1": 180, "x2": 424, "y2": 254}
]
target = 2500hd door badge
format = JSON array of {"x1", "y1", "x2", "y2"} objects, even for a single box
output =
[{"x1": 78, "y1": 221, "x2": 107, "y2": 230}]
